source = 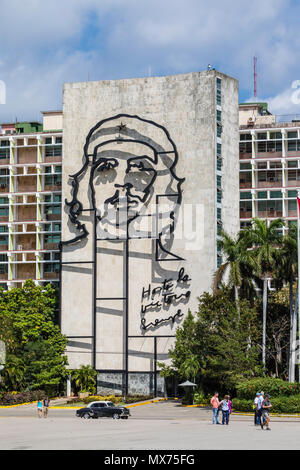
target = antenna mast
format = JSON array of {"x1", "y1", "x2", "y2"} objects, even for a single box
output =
[{"x1": 253, "y1": 56, "x2": 258, "y2": 98}]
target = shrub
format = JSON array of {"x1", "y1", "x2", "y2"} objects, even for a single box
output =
[
  {"x1": 0, "y1": 390, "x2": 45, "y2": 406},
  {"x1": 82, "y1": 395, "x2": 152, "y2": 405},
  {"x1": 236, "y1": 378, "x2": 300, "y2": 399},
  {"x1": 232, "y1": 395, "x2": 300, "y2": 414}
]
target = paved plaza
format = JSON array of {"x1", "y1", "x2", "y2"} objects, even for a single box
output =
[{"x1": 0, "y1": 401, "x2": 299, "y2": 450}]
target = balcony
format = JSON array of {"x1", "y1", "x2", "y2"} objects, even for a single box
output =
[
  {"x1": 240, "y1": 210, "x2": 252, "y2": 219},
  {"x1": 257, "y1": 210, "x2": 283, "y2": 218},
  {"x1": 44, "y1": 272, "x2": 59, "y2": 279}
]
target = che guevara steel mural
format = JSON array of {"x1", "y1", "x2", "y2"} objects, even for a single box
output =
[{"x1": 61, "y1": 114, "x2": 191, "y2": 333}]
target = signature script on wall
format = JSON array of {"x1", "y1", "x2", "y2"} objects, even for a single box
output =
[{"x1": 140, "y1": 268, "x2": 191, "y2": 331}]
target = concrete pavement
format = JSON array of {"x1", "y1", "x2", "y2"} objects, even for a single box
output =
[{"x1": 0, "y1": 401, "x2": 299, "y2": 450}]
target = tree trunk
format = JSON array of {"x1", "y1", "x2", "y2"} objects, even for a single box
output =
[
  {"x1": 291, "y1": 281, "x2": 299, "y2": 382},
  {"x1": 289, "y1": 281, "x2": 295, "y2": 382},
  {"x1": 262, "y1": 277, "x2": 268, "y2": 367},
  {"x1": 234, "y1": 285, "x2": 240, "y2": 320}
]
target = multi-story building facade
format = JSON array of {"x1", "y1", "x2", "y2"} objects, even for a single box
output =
[
  {"x1": 0, "y1": 111, "x2": 62, "y2": 289},
  {"x1": 60, "y1": 70, "x2": 239, "y2": 395},
  {"x1": 239, "y1": 103, "x2": 300, "y2": 239}
]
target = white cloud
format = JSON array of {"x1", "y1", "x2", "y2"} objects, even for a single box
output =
[{"x1": 0, "y1": 0, "x2": 300, "y2": 121}]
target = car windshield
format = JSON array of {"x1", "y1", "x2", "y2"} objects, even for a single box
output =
[{"x1": 106, "y1": 402, "x2": 114, "y2": 407}]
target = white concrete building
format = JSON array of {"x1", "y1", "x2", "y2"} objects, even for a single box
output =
[
  {"x1": 60, "y1": 70, "x2": 239, "y2": 396},
  {"x1": 0, "y1": 112, "x2": 63, "y2": 289}
]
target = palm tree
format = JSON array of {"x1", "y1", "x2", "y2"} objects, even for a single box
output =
[
  {"x1": 3, "y1": 355, "x2": 25, "y2": 391},
  {"x1": 246, "y1": 218, "x2": 285, "y2": 367},
  {"x1": 273, "y1": 225, "x2": 298, "y2": 381},
  {"x1": 213, "y1": 230, "x2": 252, "y2": 315},
  {"x1": 72, "y1": 365, "x2": 97, "y2": 395},
  {"x1": 180, "y1": 354, "x2": 200, "y2": 383}
]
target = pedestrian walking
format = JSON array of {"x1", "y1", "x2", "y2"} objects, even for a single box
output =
[
  {"x1": 257, "y1": 391, "x2": 264, "y2": 426},
  {"x1": 261, "y1": 394, "x2": 272, "y2": 431},
  {"x1": 254, "y1": 392, "x2": 260, "y2": 425},
  {"x1": 210, "y1": 392, "x2": 220, "y2": 424},
  {"x1": 220, "y1": 395, "x2": 230, "y2": 425},
  {"x1": 37, "y1": 399, "x2": 43, "y2": 419},
  {"x1": 43, "y1": 396, "x2": 50, "y2": 418}
]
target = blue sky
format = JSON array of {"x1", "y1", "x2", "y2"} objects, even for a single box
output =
[{"x1": 1, "y1": 0, "x2": 300, "y2": 122}]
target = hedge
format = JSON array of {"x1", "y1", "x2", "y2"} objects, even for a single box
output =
[
  {"x1": 82, "y1": 395, "x2": 152, "y2": 405},
  {"x1": 0, "y1": 390, "x2": 45, "y2": 406},
  {"x1": 232, "y1": 395, "x2": 300, "y2": 414},
  {"x1": 236, "y1": 378, "x2": 300, "y2": 399}
]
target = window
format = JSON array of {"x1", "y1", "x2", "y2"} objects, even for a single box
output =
[
  {"x1": 217, "y1": 255, "x2": 222, "y2": 268},
  {"x1": 217, "y1": 188, "x2": 222, "y2": 203},
  {"x1": 288, "y1": 200, "x2": 297, "y2": 211},
  {"x1": 45, "y1": 205, "x2": 61, "y2": 215},
  {"x1": 44, "y1": 234, "x2": 61, "y2": 244},
  {"x1": 53, "y1": 223, "x2": 61, "y2": 232},
  {"x1": 240, "y1": 134, "x2": 251, "y2": 141},
  {"x1": 0, "y1": 226, "x2": 8, "y2": 233},
  {"x1": 45, "y1": 174, "x2": 61, "y2": 186},
  {"x1": 0, "y1": 264, "x2": 7, "y2": 274},
  {"x1": 217, "y1": 143, "x2": 221, "y2": 156},
  {"x1": 240, "y1": 192, "x2": 252, "y2": 200},
  {"x1": 240, "y1": 163, "x2": 252, "y2": 170},
  {"x1": 217, "y1": 123, "x2": 222, "y2": 138},
  {"x1": 0, "y1": 207, "x2": 9, "y2": 217},
  {"x1": 0, "y1": 236, "x2": 8, "y2": 245},
  {"x1": 0, "y1": 140, "x2": 9, "y2": 159},
  {"x1": 56, "y1": 137, "x2": 62, "y2": 144},
  {"x1": 217, "y1": 208, "x2": 221, "y2": 220},
  {"x1": 239, "y1": 142, "x2": 252, "y2": 154},
  {"x1": 257, "y1": 162, "x2": 267, "y2": 169},
  {"x1": 270, "y1": 132, "x2": 282, "y2": 140},
  {"x1": 240, "y1": 171, "x2": 251, "y2": 184},
  {"x1": 257, "y1": 191, "x2": 267, "y2": 199},
  {"x1": 44, "y1": 262, "x2": 60, "y2": 273},
  {"x1": 217, "y1": 175, "x2": 222, "y2": 188},
  {"x1": 257, "y1": 133, "x2": 267, "y2": 140},
  {"x1": 217, "y1": 110, "x2": 221, "y2": 122},
  {"x1": 270, "y1": 191, "x2": 282, "y2": 199},
  {"x1": 288, "y1": 160, "x2": 298, "y2": 168},
  {"x1": 287, "y1": 131, "x2": 298, "y2": 139},
  {"x1": 288, "y1": 140, "x2": 300, "y2": 152},
  {"x1": 217, "y1": 157, "x2": 222, "y2": 171},
  {"x1": 0, "y1": 198, "x2": 8, "y2": 205},
  {"x1": 240, "y1": 201, "x2": 252, "y2": 212},
  {"x1": 288, "y1": 190, "x2": 297, "y2": 198}
]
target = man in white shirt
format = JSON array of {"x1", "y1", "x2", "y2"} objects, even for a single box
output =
[
  {"x1": 254, "y1": 392, "x2": 260, "y2": 425},
  {"x1": 257, "y1": 391, "x2": 264, "y2": 425}
]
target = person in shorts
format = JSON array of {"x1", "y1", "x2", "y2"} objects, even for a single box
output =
[
  {"x1": 261, "y1": 394, "x2": 272, "y2": 430},
  {"x1": 43, "y1": 396, "x2": 50, "y2": 418},
  {"x1": 37, "y1": 399, "x2": 43, "y2": 419}
]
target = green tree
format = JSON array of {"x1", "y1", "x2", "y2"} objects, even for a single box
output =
[
  {"x1": 245, "y1": 218, "x2": 285, "y2": 366},
  {"x1": 214, "y1": 230, "x2": 253, "y2": 314},
  {"x1": 72, "y1": 365, "x2": 97, "y2": 394},
  {"x1": 273, "y1": 225, "x2": 298, "y2": 381},
  {"x1": 0, "y1": 280, "x2": 68, "y2": 394},
  {"x1": 162, "y1": 291, "x2": 260, "y2": 395}
]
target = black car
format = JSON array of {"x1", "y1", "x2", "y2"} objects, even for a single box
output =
[{"x1": 76, "y1": 401, "x2": 130, "y2": 419}]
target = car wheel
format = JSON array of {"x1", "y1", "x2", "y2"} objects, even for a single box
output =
[
  {"x1": 113, "y1": 413, "x2": 120, "y2": 420},
  {"x1": 83, "y1": 412, "x2": 91, "y2": 419}
]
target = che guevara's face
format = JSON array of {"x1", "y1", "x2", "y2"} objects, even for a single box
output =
[{"x1": 90, "y1": 152, "x2": 157, "y2": 227}]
